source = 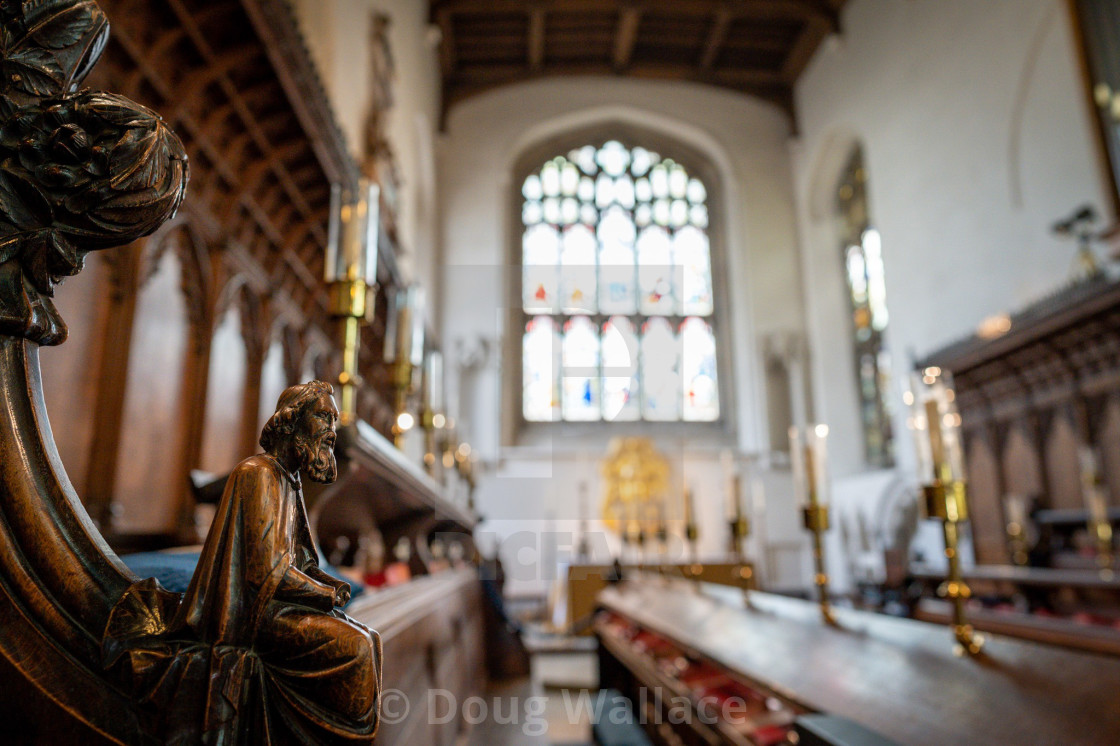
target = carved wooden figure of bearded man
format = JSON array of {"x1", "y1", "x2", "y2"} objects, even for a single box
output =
[{"x1": 175, "y1": 380, "x2": 381, "y2": 743}]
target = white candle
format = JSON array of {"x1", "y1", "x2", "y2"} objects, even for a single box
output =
[
  {"x1": 424, "y1": 351, "x2": 443, "y2": 411},
  {"x1": 324, "y1": 180, "x2": 380, "y2": 283},
  {"x1": 790, "y1": 425, "x2": 830, "y2": 507},
  {"x1": 408, "y1": 285, "x2": 426, "y2": 366},
  {"x1": 721, "y1": 449, "x2": 736, "y2": 520}
]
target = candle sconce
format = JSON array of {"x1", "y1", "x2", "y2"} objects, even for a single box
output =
[
  {"x1": 907, "y1": 367, "x2": 983, "y2": 656},
  {"x1": 791, "y1": 425, "x2": 838, "y2": 627},
  {"x1": 324, "y1": 180, "x2": 380, "y2": 425},
  {"x1": 384, "y1": 284, "x2": 425, "y2": 448}
]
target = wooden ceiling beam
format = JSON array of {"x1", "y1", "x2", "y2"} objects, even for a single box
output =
[
  {"x1": 450, "y1": 61, "x2": 785, "y2": 89},
  {"x1": 169, "y1": 46, "x2": 259, "y2": 123},
  {"x1": 528, "y1": 6, "x2": 546, "y2": 70},
  {"x1": 109, "y1": 21, "x2": 328, "y2": 318},
  {"x1": 612, "y1": 6, "x2": 642, "y2": 71},
  {"x1": 781, "y1": 15, "x2": 832, "y2": 82},
  {"x1": 699, "y1": 8, "x2": 731, "y2": 70},
  {"x1": 165, "y1": 0, "x2": 322, "y2": 242},
  {"x1": 433, "y1": 0, "x2": 835, "y2": 25},
  {"x1": 436, "y1": 8, "x2": 456, "y2": 76}
]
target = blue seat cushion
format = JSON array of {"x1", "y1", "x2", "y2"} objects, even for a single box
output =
[{"x1": 120, "y1": 551, "x2": 364, "y2": 606}]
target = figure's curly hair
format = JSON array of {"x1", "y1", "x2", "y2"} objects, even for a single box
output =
[{"x1": 259, "y1": 380, "x2": 334, "y2": 454}]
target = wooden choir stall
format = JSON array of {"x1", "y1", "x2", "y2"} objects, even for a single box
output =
[{"x1": 0, "y1": 0, "x2": 494, "y2": 744}]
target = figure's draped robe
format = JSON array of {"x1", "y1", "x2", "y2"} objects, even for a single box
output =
[{"x1": 114, "y1": 454, "x2": 381, "y2": 744}]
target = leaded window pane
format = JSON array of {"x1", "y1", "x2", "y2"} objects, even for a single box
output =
[{"x1": 519, "y1": 140, "x2": 720, "y2": 424}]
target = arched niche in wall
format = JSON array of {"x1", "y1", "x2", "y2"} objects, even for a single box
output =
[
  {"x1": 39, "y1": 250, "x2": 109, "y2": 495},
  {"x1": 800, "y1": 128, "x2": 882, "y2": 474},
  {"x1": 112, "y1": 241, "x2": 189, "y2": 533},
  {"x1": 200, "y1": 282, "x2": 250, "y2": 476}
]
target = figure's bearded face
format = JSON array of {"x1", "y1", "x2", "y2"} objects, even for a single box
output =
[{"x1": 296, "y1": 396, "x2": 339, "y2": 484}]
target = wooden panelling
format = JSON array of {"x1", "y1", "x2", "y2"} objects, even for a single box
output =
[
  {"x1": 39, "y1": 259, "x2": 109, "y2": 505},
  {"x1": 921, "y1": 279, "x2": 1120, "y2": 565},
  {"x1": 430, "y1": 0, "x2": 848, "y2": 126},
  {"x1": 200, "y1": 303, "x2": 249, "y2": 477},
  {"x1": 29, "y1": 0, "x2": 414, "y2": 539},
  {"x1": 112, "y1": 248, "x2": 190, "y2": 533},
  {"x1": 346, "y1": 570, "x2": 486, "y2": 746}
]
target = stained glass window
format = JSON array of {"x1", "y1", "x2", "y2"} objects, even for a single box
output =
[
  {"x1": 562, "y1": 316, "x2": 600, "y2": 421},
  {"x1": 837, "y1": 147, "x2": 894, "y2": 466},
  {"x1": 520, "y1": 139, "x2": 720, "y2": 423},
  {"x1": 602, "y1": 317, "x2": 640, "y2": 421},
  {"x1": 523, "y1": 317, "x2": 560, "y2": 421}
]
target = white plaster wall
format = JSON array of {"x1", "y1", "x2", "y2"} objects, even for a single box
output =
[
  {"x1": 439, "y1": 77, "x2": 813, "y2": 596},
  {"x1": 791, "y1": 0, "x2": 1108, "y2": 579},
  {"x1": 793, "y1": 0, "x2": 1107, "y2": 479},
  {"x1": 290, "y1": 0, "x2": 442, "y2": 312}
]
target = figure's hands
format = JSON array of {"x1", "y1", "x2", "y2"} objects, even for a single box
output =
[{"x1": 333, "y1": 582, "x2": 351, "y2": 607}]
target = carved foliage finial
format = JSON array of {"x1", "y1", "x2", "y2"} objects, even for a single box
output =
[{"x1": 0, "y1": 0, "x2": 188, "y2": 344}]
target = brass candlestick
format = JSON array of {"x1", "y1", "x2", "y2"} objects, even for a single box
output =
[
  {"x1": 421, "y1": 353, "x2": 444, "y2": 476},
  {"x1": 1004, "y1": 495, "x2": 1030, "y2": 567},
  {"x1": 792, "y1": 425, "x2": 837, "y2": 626},
  {"x1": 923, "y1": 477, "x2": 983, "y2": 655},
  {"x1": 324, "y1": 180, "x2": 379, "y2": 426},
  {"x1": 801, "y1": 501, "x2": 835, "y2": 625},
  {"x1": 655, "y1": 517, "x2": 669, "y2": 576},
  {"x1": 390, "y1": 357, "x2": 414, "y2": 448},
  {"x1": 455, "y1": 444, "x2": 476, "y2": 513},
  {"x1": 327, "y1": 279, "x2": 371, "y2": 425},
  {"x1": 1006, "y1": 519, "x2": 1029, "y2": 567},
  {"x1": 421, "y1": 406, "x2": 436, "y2": 473},
  {"x1": 385, "y1": 284, "x2": 424, "y2": 449},
  {"x1": 729, "y1": 512, "x2": 753, "y2": 599},
  {"x1": 1081, "y1": 447, "x2": 1115, "y2": 579},
  {"x1": 910, "y1": 369, "x2": 983, "y2": 656},
  {"x1": 683, "y1": 487, "x2": 701, "y2": 580}
]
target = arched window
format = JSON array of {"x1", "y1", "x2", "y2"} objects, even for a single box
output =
[
  {"x1": 520, "y1": 140, "x2": 719, "y2": 423},
  {"x1": 837, "y1": 147, "x2": 894, "y2": 466}
]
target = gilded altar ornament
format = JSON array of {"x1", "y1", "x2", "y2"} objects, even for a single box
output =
[
  {"x1": 325, "y1": 180, "x2": 380, "y2": 425},
  {"x1": 791, "y1": 425, "x2": 838, "y2": 626},
  {"x1": 907, "y1": 368, "x2": 984, "y2": 656},
  {"x1": 601, "y1": 437, "x2": 670, "y2": 542}
]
